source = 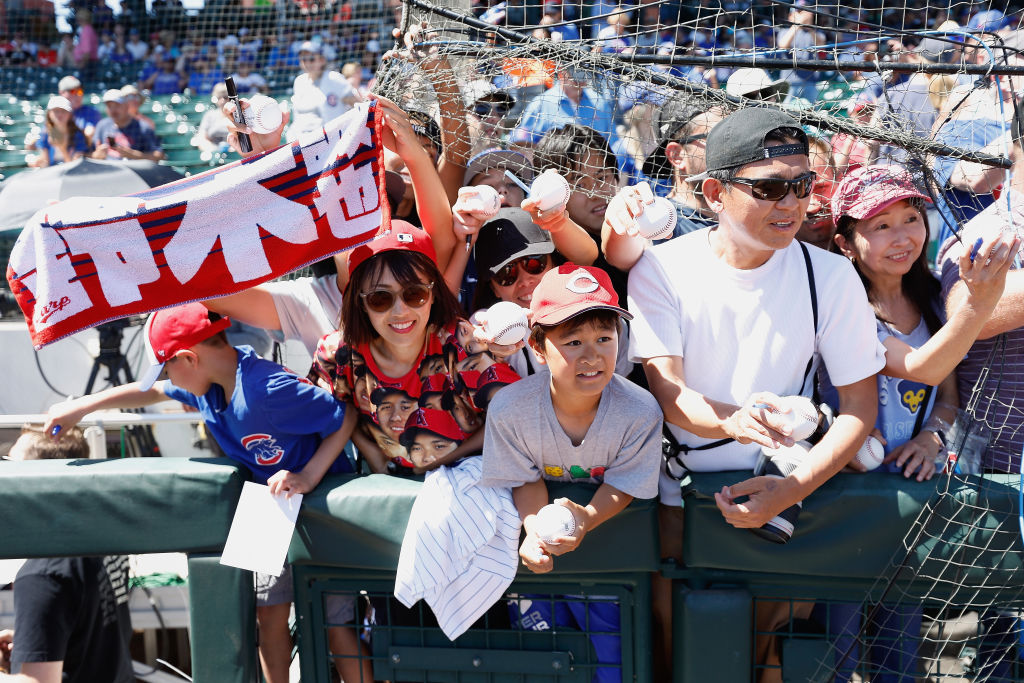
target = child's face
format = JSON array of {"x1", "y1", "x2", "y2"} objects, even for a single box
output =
[
  {"x1": 408, "y1": 432, "x2": 458, "y2": 467},
  {"x1": 535, "y1": 318, "x2": 618, "y2": 399},
  {"x1": 566, "y1": 149, "x2": 618, "y2": 234},
  {"x1": 470, "y1": 167, "x2": 526, "y2": 208},
  {"x1": 164, "y1": 352, "x2": 210, "y2": 395},
  {"x1": 450, "y1": 391, "x2": 481, "y2": 433},
  {"x1": 838, "y1": 199, "x2": 926, "y2": 282}
]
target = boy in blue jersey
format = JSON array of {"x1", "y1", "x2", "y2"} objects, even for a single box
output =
[{"x1": 44, "y1": 302, "x2": 370, "y2": 683}]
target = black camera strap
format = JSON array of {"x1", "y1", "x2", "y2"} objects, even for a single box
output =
[{"x1": 662, "y1": 242, "x2": 819, "y2": 481}]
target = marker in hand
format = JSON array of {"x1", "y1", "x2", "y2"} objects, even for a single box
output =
[
  {"x1": 969, "y1": 237, "x2": 983, "y2": 263},
  {"x1": 50, "y1": 425, "x2": 62, "y2": 437},
  {"x1": 225, "y1": 76, "x2": 252, "y2": 153}
]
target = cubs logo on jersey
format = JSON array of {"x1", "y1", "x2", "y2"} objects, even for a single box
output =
[{"x1": 241, "y1": 433, "x2": 285, "y2": 466}]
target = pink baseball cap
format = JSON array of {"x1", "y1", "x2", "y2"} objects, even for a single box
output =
[
  {"x1": 528, "y1": 263, "x2": 632, "y2": 327},
  {"x1": 831, "y1": 165, "x2": 931, "y2": 225},
  {"x1": 346, "y1": 221, "x2": 437, "y2": 278},
  {"x1": 139, "y1": 303, "x2": 231, "y2": 390}
]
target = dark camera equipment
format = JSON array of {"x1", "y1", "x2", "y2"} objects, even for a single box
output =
[
  {"x1": 225, "y1": 76, "x2": 252, "y2": 153},
  {"x1": 750, "y1": 451, "x2": 805, "y2": 544},
  {"x1": 84, "y1": 317, "x2": 160, "y2": 458}
]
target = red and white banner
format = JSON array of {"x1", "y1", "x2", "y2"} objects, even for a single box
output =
[{"x1": 7, "y1": 101, "x2": 388, "y2": 348}]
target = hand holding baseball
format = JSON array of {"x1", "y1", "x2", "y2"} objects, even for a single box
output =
[
  {"x1": 537, "y1": 498, "x2": 585, "y2": 555},
  {"x1": 519, "y1": 532, "x2": 553, "y2": 573},
  {"x1": 472, "y1": 309, "x2": 527, "y2": 359},
  {"x1": 604, "y1": 182, "x2": 655, "y2": 237},
  {"x1": 223, "y1": 97, "x2": 288, "y2": 156},
  {"x1": 723, "y1": 392, "x2": 796, "y2": 449}
]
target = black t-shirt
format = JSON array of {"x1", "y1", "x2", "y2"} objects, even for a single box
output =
[{"x1": 12, "y1": 556, "x2": 133, "y2": 683}]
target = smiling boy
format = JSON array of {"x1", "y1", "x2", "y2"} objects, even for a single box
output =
[{"x1": 480, "y1": 263, "x2": 662, "y2": 572}]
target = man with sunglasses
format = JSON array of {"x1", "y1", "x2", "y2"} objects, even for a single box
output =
[
  {"x1": 627, "y1": 106, "x2": 884, "y2": 681},
  {"x1": 57, "y1": 75, "x2": 100, "y2": 143}
]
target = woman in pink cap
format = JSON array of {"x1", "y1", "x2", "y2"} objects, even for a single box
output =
[
  {"x1": 821, "y1": 164, "x2": 1019, "y2": 681},
  {"x1": 831, "y1": 163, "x2": 1018, "y2": 479}
]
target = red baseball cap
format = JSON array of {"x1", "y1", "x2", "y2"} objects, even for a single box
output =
[
  {"x1": 528, "y1": 263, "x2": 632, "y2": 327},
  {"x1": 139, "y1": 303, "x2": 231, "y2": 390},
  {"x1": 346, "y1": 221, "x2": 437, "y2": 279},
  {"x1": 831, "y1": 164, "x2": 931, "y2": 225},
  {"x1": 398, "y1": 408, "x2": 467, "y2": 448}
]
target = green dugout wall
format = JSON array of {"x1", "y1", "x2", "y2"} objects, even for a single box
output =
[{"x1": 1, "y1": 457, "x2": 1020, "y2": 681}]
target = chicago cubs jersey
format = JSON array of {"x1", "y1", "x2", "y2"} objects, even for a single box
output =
[{"x1": 163, "y1": 345, "x2": 351, "y2": 483}]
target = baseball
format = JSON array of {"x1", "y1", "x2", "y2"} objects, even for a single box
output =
[
  {"x1": 459, "y1": 185, "x2": 501, "y2": 218},
  {"x1": 483, "y1": 301, "x2": 529, "y2": 345},
  {"x1": 854, "y1": 435, "x2": 884, "y2": 471},
  {"x1": 763, "y1": 395, "x2": 820, "y2": 442},
  {"x1": 246, "y1": 94, "x2": 284, "y2": 134},
  {"x1": 529, "y1": 170, "x2": 571, "y2": 212},
  {"x1": 634, "y1": 196, "x2": 678, "y2": 240},
  {"x1": 534, "y1": 503, "x2": 576, "y2": 544}
]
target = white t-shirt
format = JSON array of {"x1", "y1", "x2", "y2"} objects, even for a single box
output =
[
  {"x1": 628, "y1": 229, "x2": 885, "y2": 477},
  {"x1": 287, "y1": 70, "x2": 356, "y2": 140},
  {"x1": 264, "y1": 274, "x2": 344, "y2": 354}
]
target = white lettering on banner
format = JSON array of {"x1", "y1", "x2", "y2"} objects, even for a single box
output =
[
  {"x1": 302, "y1": 123, "x2": 381, "y2": 236},
  {"x1": 12, "y1": 222, "x2": 93, "y2": 329},
  {"x1": 161, "y1": 162, "x2": 318, "y2": 284},
  {"x1": 58, "y1": 219, "x2": 161, "y2": 307}
]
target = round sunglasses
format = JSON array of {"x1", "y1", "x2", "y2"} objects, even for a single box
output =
[
  {"x1": 493, "y1": 255, "x2": 548, "y2": 287},
  {"x1": 727, "y1": 171, "x2": 817, "y2": 202},
  {"x1": 359, "y1": 282, "x2": 433, "y2": 313}
]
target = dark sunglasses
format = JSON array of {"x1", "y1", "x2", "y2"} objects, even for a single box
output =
[
  {"x1": 493, "y1": 255, "x2": 547, "y2": 287},
  {"x1": 473, "y1": 102, "x2": 510, "y2": 118},
  {"x1": 727, "y1": 171, "x2": 817, "y2": 201},
  {"x1": 359, "y1": 282, "x2": 433, "y2": 313},
  {"x1": 676, "y1": 133, "x2": 708, "y2": 146}
]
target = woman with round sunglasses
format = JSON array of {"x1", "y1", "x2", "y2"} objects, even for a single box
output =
[
  {"x1": 469, "y1": 208, "x2": 635, "y2": 379},
  {"x1": 308, "y1": 223, "x2": 520, "y2": 474},
  {"x1": 817, "y1": 164, "x2": 1018, "y2": 682}
]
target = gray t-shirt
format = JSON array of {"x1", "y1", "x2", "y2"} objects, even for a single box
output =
[{"x1": 479, "y1": 373, "x2": 663, "y2": 499}]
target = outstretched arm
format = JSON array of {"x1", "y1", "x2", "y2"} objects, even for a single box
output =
[{"x1": 44, "y1": 383, "x2": 169, "y2": 437}]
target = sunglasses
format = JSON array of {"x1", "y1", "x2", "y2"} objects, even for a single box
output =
[
  {"x1": 473, "y1": 102, "x2": 510, "y2": 118},
  {"x1": 676, "y1": 133, "x2": 708, "y2": 146},
  {"x1": 727, "y1": 171, "x2": 817, "y2": 201},
  {"x1": 493, "y1": 255, "x2": 547, "y2": 287},
  {"x1": 360, "y1": 282, "x2": 433, "y2": 313}
]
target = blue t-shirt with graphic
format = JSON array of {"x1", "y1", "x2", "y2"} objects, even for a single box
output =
[{"x1": 163, "y1": 346, "x2": 351, "y2": 483}]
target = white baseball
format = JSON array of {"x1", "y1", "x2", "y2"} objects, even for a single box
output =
[
  {"x1": 483, "y1": 301, "x2": 530, "y2": 345},
  {"x1": 534, "y1": 503, "x2": 576, "y2": 544},
  {"x1": 763, "y1": 396, "x2": 819, "y2": 442},
  {"x1": 529, "y1": 170, "x2": 571, "y2": 212},
  {"x1": 854, "y1": 435, "x2": 884, "y2": 471},
  {"x1": 246, "y1": 94, "x2": 284, "y2": 134},
  {"x1": 634, "y1": 196, "x2": 678, "y2": 240},
  {"x1": 459, "y1": 185, "x2": 501, "y2": 218}
]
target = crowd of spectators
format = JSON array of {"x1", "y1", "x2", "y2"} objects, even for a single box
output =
[{"x1": 3, "y1": 2, "x2": 1024, "y2": 683}]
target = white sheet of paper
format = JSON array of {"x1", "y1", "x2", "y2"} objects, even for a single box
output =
[{"x1": 220, "y1": 481, "x2": 302, "y2": 576}]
